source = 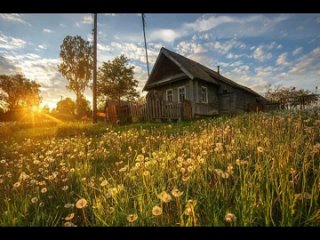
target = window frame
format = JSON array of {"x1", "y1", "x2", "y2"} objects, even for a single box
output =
[
  {"x1": 166, "y1": 89, "x2": 173, "y2": 103},
  {"x1": 201, "y1": 86, "x2": 208, "y2": 103},
  {"x1": 178, "y1": 86, "x2": 186, "y2": 103}
]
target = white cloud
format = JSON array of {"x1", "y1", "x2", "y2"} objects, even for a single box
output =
[
  {"x1": 38, "y1": 44, "x2": 47, "y2": 50},
  {"x1": 292, "y1": 47, "x2": 303, "y2": 56},
  {"x1": 289, "y1": 47, "x2": 320, "y2": 74},
  {"x1": 255, "y1": 66, "x2": 273, "y2": 77},
  {"x1": 149, "y1": 29, "x2": 181, "y2": 43},
  {"x1": 43, "y1": 28, "x2": 53, "y2": 33},
  {"x1": 0, "y1": 14, "x2": 31, "y2": 26},
  {"x1": 185, "y1": 15, "x2": 236, "y2": 32},
  {"x1": 82, "y1": 15, "x2": 93, "y2": 24},
  {"x1": 0, "y1": 34, "x2": 26, "y2": 49},
  {"x1": 276, "y1": 53, "x2": 288, "y2": 66},
  {"x1": 207, "y1": 39, "x2": 246, "y2": 55},
  {"x1": 253, "y1": 47, "x2": 272, "y2": 62},
  {"x1": 97, "y1": 43, "x2": 111, "y2": 52},
  {"x1": 110, "y1": 42, "x2": 159, "y2": 65},
  {"x1": 176, "y1": 41, "x2": 207, "y2": 56}
]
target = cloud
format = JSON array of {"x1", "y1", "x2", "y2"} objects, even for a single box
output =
[
  {"x1": 292, "y1": 47, "x2": 303, "y2": 56},
  {"x1": 289, "y1": 47, "x2": 320, "y2": 74},
  {"x1": 0, "y1": 14, "x2": 31, "y2": 26},
  {"x1": 38, "y1": 44, "x2": 47, "y2": 50},
  {"x1": 0, "y1": 55, "x2": 21, "y2": 73},
  {"x1": 110, "y1": 42, "x2": 159, "y2": 65},
  {"x1": 276, "y1": 53, "x2": 289, "y2": 66},
  {"x1": 253, "y1": 47, "x2": 272, "y2": 62},
  {"x1": 255, "y1": 66, "x2": 273, "y2": 77},
  {"x1": 82, "y1": 15, "x2": 93, "y2": 24},
  {"x1": 185, "y1": 15, "x2": 237, "y2": 32},
  {"x1": 176, "y1": 41, "x2": 207, "y2": 56},
  {"x1": 43, "y1": 28, "x2": 53, "y2": 33},
  {"x1": 97, "y1": 43, "x2": 111, "y2": 52},
  {"x1": 149, "y1": 29, "x2": 181, "y2": 43},
  {"x1": 0, "y1": 34, "x2": 26, "y2": 49},
  {"x1": 207, "y1": 39, "x2": 247, "y2": 55}
]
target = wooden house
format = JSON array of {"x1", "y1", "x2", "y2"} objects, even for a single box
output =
[{"x1": 143, "y1": 47, "x2": 267, "y2": 120}]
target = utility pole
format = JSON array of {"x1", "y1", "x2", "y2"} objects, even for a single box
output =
[
  {"x1": 92, "y1": 13, "x2": 97, "y2": 123},
  {"x1": 141, "y1": 13, "x2": 150, "y2": 77}
]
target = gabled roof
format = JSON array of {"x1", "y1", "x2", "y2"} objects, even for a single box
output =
[{"x1": 143, "y1": 47, "x2": 264, "y2": 99}]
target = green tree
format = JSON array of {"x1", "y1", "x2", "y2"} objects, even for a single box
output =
[
  {"x1": 77, "y1": 95, "x2": 91, "y2": 119},
  {"x1": 0, "y1": 74, "x2": 41, "y2": 114},
  {"x1": 56, "y1": 97, "x2": 76, "y2": 116},
  {"x1": 58, "y1": 35, "x2": 93, "y2": 118},
  {"x1": 97, "y1": 55, "x2": 139, "y2": 105}
]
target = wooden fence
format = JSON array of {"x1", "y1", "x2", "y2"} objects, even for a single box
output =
[
  {"x1": 142, "y1": 99, "x2": 192, "y2": 121},
  {"x1": 105, "y1": 99, "x2": 192, "y2": 124}
]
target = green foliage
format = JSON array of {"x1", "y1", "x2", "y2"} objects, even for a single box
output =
[
  {"x1": 56, "y1": 97, "x2": 76, "y2": 116},
  {"x1": 0, "y1": 74, "x2": 41, "y2": 118},
  {"x1": 58, "y1": 35, "x2": 93, "y2": 118},
  {"x1": 97, "y1": 55, "x2": 139, "y2": 104}
]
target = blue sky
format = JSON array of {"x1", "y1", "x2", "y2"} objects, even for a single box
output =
[{"x1": 0, "y1": 13, "x2": 319, "y2": 109}]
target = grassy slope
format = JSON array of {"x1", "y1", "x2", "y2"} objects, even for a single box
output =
[{"x1": 0, "y1": 110, "x2": 319, "y2": 226}]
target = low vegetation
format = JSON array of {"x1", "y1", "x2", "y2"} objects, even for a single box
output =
[{"x1": 0, "y1": 109, "x2": 319, "y2": 226}]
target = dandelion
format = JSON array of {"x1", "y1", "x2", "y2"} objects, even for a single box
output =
[
  {"x1": 136, "y1": 154, "x2": 144, "y2": 162},
  {"x1": 184, "y1": 207, "x2": 192, "y2": 216},
  {"x1": 143, "y1": 170, "x2": 150, "y2": 177},
  {"x1": 76, "y1": 198, "x2": 87, "y2": 209},
  {"x1": 31, "y1": 197, "x2": 38, "y2": 204},
  {"x1": 152, "y1": 205, "x2": 163, "y2": 216},
  {"x1": 187, "y1": 166, "x2": 194, "y2": 173},
  {"x1": 171, "y1": 187, "x2": 184, "y2": 198},
  {"x1": 65, "y1": 213, "x2": 75, "y2": 221},
  {"x1": 107, "y1": 206, "x2": 115, "y2": 214},
  {"x1": 62, "y1": 186, "x2": 69, "y2": 191},
  {"x1": 127, "y1": 214, "x2": 138, "y2": 223},
  {"x1": 39, "y1": 202, "x2": 45, "y2": 208},
  {"x1": 100, "y1": 180, "x2": 108, "y2": 187},
  {"x1": 225, "y1": 212, "x2": 237, "y2": 224},
  {"x1": 13, "y1": 182, "x2": 21, "y2": 188},
  {"x1": 157, "y1": 191, "x2": 172, "y2": 203},
  {"x1": 41, "y1": 187, "x2": 47, "y2": 193},
  {"x1": 119, "y1": 167, "x2": 128, "y2": 173},
  {"x1": 257, "y1": 146, "x2": 264, "y2": 153},
  {"x1": 186, "y1": 199, "x2": 197, "y2": 208},
  {"x1": 227, "y1": 164, "x2": 233, "y2": 174},
  {"x1": 182, "y1": 175, "x2": 190, "y2": 182},
  {"x1": 64, "y1": 203, "x2": 74, "y2": 209}
]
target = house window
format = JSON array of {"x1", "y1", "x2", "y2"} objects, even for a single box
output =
[
  {"x1": 201, "y1": 86, "x2": 208, "y2": 103},
  {"x1": 178, "y1": 86, "x2": 186, "y2": 103},
  {"x1": 166, "y1": 89, "x2": 173, "y2": 103}
]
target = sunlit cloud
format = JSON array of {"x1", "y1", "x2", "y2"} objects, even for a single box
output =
[
  {"x1": 0, "y1": 14, "x2": 31, "y2": 26},
  {"x1": 0, "y1": 34, "x2": 26, "y2": 49}
]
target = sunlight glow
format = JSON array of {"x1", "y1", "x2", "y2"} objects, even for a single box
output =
[{"x1": 31, "y1": 105, "x2": 41, "y2": 113}]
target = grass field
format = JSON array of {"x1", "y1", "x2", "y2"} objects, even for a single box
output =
[{"x1": 0, "y1": 109, "x2": 319, "y2": 226}]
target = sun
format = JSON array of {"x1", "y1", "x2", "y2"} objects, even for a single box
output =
[{"x1": 31, "y1": 105, "x2": 41, "y2": 113}]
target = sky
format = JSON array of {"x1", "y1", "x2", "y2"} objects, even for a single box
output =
[{"x1": 0, "y1": 13, "x2": 320, "y2": 109}]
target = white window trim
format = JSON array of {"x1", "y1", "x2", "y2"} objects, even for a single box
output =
[
  {"x1": 178, "y1": 86, "x2": 186, "y2": 103},
  {"x1": 201, "y1": 86, "x2": 208, "y2": 103},
  {"x1": 166, "y1": 89, "x2": 173, "y2": 102}
]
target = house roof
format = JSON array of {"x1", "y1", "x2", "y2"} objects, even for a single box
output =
[{"x1": 143, "y1": 47, "x2": 264, "y2": 99}]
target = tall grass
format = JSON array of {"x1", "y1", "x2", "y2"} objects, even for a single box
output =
[{"x1": 0, "y1": 110, "x2": 319, "y2": 226}]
